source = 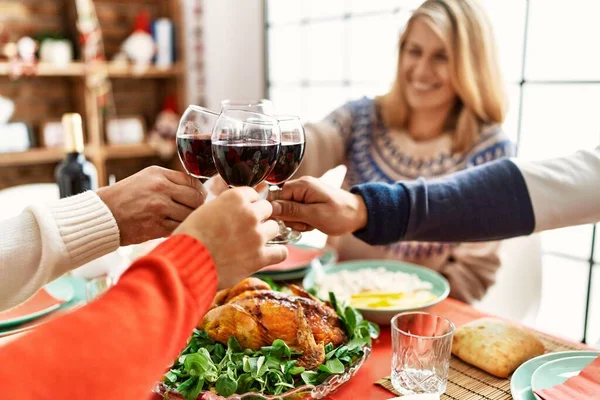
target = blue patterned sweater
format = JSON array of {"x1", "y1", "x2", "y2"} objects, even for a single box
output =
[{"x1": 299, "y1": 97, "x2": 515, "y2": 303}]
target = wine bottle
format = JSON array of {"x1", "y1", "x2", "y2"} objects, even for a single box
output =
[{"x1": 55, "y1": 113, "x2": 98, "y2": 198}]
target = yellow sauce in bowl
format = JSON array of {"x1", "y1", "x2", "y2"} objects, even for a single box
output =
[{"x1": 349, "y1": 290, "x2": 438, "y2": 309}]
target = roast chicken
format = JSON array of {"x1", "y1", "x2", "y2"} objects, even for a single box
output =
[{"x1": 200, "y1": 278, "x2": 347, "y2": 370}]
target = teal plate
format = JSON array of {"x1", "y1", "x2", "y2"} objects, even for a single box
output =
[
  {"x1": 510, "y1": 351, "x2": 600, "y2": 400},
  {"x1": 302, "y1": 259, "x2": 450, "y2": 325},
  {"x1": 0, "y1": 275, "x2": 87, "y2": 335},
  {"x1": 0, "y1": 276, "x2": 75, "y2": 328},
  {"x1": 531, "y1": 355, "x2": 597, "y2": 395},
  {"x1": 253, "y1": 245, "x2": 337, "y2": 281}
]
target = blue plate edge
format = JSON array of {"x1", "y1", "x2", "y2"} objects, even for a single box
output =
[
  {"x1": 510, "y1": 350, "x2": 600, "y2": 400},
  {"x1": 530, "y1": 355, "x2": 598, "y2": 393},
  {"x1": 0, "y1": 275, "x2": 87, "y2": 333}
]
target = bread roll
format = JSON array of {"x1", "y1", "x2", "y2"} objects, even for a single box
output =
[{"x1": 451, "y1": 318, "x2": 545, "y2": 378}]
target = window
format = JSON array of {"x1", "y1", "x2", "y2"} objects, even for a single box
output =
[
  {"x1": 266, "y1": 1, "x2": 412, "y2": 120},
  {"x1": 266, "y1": 0, "x2": 599, "y2": 344}
]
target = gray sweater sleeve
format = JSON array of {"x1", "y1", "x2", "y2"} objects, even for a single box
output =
[{"x1": 350, "y1": 158, "x2": 536, "y2": 244}]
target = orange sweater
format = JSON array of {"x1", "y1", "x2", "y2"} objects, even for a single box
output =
[{"x1": 0, "y1": 234, "x2": 217, "y2": 399}]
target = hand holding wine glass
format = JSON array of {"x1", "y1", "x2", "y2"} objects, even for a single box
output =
[
  {"x1": 173, "y1": 186, "x2": 288, "y2": 289},
  {"x1": 96, "y1": 165, "x2": 207, "y2": 246},
  {"x1": 269, "y1": 176, "x2": 369, "y2": 237}
]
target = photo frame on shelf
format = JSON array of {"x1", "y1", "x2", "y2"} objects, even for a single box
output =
[
  {"x1": 106, "y1": 115, "x2": 146, "y2": 145},
  {"x1": 41, "y1": 119, "x2": 65, "y2": 148}
]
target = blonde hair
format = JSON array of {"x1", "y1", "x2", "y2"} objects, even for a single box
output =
[{"x1": 376, "y1": 0, "x2": 506, "y2": 152}]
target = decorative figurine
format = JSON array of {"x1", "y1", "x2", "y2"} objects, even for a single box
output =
[{"x1": 121, "y1": 11, "x2": 155, "y2": 73}]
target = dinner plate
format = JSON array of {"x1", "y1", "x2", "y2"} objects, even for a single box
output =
[
  {"x1": 253, "y1": 244, "x2": 337, "y2": 281},
  {"x1": 0, "y1": 276, "x2": 75, "y2": 328},
  {"x1": 0, "y1": 275, "x2": 87, "y2": 336},
  {"x1": 510, "y1": 351, "x2": 600, "y2": 400},
  {"x1": 531, "y1": 356, "x2": 597, "y2": 394},
  {"x1": 302, "y1": 259, "x2": 450, "y2": 325}
]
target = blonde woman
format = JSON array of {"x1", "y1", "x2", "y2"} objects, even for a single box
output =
[{"x1": 297, "y1": 0, "x2": 513, "y2": 303}]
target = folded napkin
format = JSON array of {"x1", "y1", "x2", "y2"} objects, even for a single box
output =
[{"x1": 534, "y1": 356, "x2": 600, "y2": 399}]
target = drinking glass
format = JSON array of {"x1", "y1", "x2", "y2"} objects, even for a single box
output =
[
  {"x1": 211, "y1": 109, "x2": 280, "y2": 188},
  {"x1": 176, "y1": 105, "x2": 220, "y2": 182},
  {"x1": 220, "y1": 99, "x2": 276, "y2": 115},
  {"x1": 391, "y1": 312, "x2": 455, "y2": 396},
  {"x1": 265, "y1": 115, "x2": 306, "y2": 244}
]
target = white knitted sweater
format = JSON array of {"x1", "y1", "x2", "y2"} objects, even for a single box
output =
[{"x1": 0, "y1": 191, "x2": 120, "y2": 311}]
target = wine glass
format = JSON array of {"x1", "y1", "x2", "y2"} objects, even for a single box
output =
[
  {"x1": 265, "y1": 115, "x2": 306, "y2": 244},
  {"x1": 211, "y1": 109, "x2": 280, "y2": 188},
  {"x1": 220, "y1": 99, "x2": 276, "y2": 115},
  {"x1": 176, "y1": 105, "x2": 220, "y2": 182}
]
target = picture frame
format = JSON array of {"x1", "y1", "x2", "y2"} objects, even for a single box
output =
[{"x1": 106, "y1": 115, "x2": 146, "y2": 145}]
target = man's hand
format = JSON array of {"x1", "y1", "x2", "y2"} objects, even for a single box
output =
[
  {"x1": 270, "y1": 176, "x2": 368, "y2": 236},
  {"x1": 97, "y1": 166, "x2": 207, "y2": 246},
  {"x1": 174, "y1": 187, "x2": 288, "y2": 288}
]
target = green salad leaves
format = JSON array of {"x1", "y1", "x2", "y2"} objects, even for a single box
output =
[{"x1": 162, "y1": 292, "x2": 379, "y2": 399}]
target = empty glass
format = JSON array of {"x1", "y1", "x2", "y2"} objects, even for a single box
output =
[{"x1": 391, "y1": 312, "x2": 455, "y2": 396}]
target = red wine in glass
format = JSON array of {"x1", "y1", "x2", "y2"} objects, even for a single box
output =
[
  {"x1": 176, "y1": 134, "x2": 217, "y2": 179},
  {"x1": 266, "y1": 142, "x2": 306, "y2": 185},
  {"x1": 212, "y1": 140, "x2": 279, "y2": 187}
]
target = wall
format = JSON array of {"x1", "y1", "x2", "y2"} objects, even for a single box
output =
[{"x1": 202, "y1": 0, "x2": 265, "y2": 111}]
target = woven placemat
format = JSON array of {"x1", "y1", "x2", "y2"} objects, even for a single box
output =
[{"x1": 376, "y1": 330, "x2": 589, "y2": 399}]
